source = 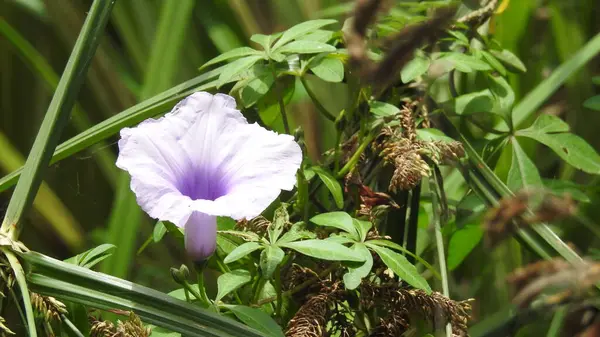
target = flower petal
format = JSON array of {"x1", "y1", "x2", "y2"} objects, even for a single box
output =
[
  {"x1": 184, "y1": 212, "x2": 217, "y2": 261},
  {"x1": 191, "y1": 122, "x2": 302, "y2": 220},
  {"x1": 116, "y1": 109, "x2": 196, "y2": 227}
]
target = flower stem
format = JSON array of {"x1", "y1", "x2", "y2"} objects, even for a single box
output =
[
  {"x1": 336, "y1": 133, "x2": 375, "y2": 178},
  {"x1": 270, "y1": 63, "x2": 290, "y2": 134},
  {"x1": 194, "y1": 262, "x2": 212, "y2": 308}
]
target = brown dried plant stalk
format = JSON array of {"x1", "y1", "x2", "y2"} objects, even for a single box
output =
[
  {"x1": 89, "y1": 312, "x2": 151, "y2": 337},
  {"x1": 30, "y1": 292, "x2": 67, "y2": 323}
]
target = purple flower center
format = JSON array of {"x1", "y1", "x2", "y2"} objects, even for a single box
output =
[{"x1": 177, "y1": 168, "x2": 228, "y2": 201}]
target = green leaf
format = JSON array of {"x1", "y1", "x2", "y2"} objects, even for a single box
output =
[
  {"x1": 583, "y1": 95, "x2": 600, "y2": 111},
  {"x1": 452, "y1": 90, "x2": 495, "y2": 115},
  {"x1": 401, "y1": 56, "x2": 430, "y2": 82},
  {"x1": 489, "y1": 49, "x2": 527, "y2": 73},
  {"x1": 507, "y1": 139, "x2": 542, "y2": 190},
  {"x1": 311, "y1": 167, "x2": 344, "y2": 209},
  {"x1": 309, "y1": 57, "x2": 344, "y2": 83},
  {"x1": 370, "y1": 101, "x2": 400, "y2": 117},
  {"x1": 260, "y1": 246, "x2": 285, "y2": 279},
  {"x1": 481, "y1": 50, "x2": 507, "y2": 76},
  {"x1": 153, "y1": 221, "x2": 167, "y2": 242},
  {"x1": 446, "y1": 30, "x2": 469, "y2": 44},
  {"x1": 272, "y1": 19, "x2": 337, "y2": 50},
  {"x1": 343, "y1": 243, "x2": 373, "y2": 290},
  {"x1": 365, "y1": 243, "x2": 431, "y2": 293},
  {"x1": 487, "y1": 74, "x2": 515, "y2": 123},
  {"x1": 416, "y1": 129, "x2": 455, "y2": 143},
  {"x1": 516, "y1": 116, "x2": 600, "y2": 174},
  {"x1": 251, "y1": 33, "x2": 280, "y2": 51},
  {"x1": 277, "y1": 222, "x2": 316, "y2": 244},
  {"x1": 162, "y1": 221, "x2": 184, "y2": 237},
  {"x1": 269, "y1": 204, "x2": 289, "y2": 244},
  {"x1": 216, "y1": 270, "x2": 252, "y2": 303},
  {"x1": 298, "y1": 30, "x2": 334, "y2": 43},
  {"x1": 200, "y1": 47, "x2": 262, "y2": 70},
  {"x1": 217, "y1": 217, "x2": 237, "y2": 230},
  {"x1": 277, "y1": 40, "x2": 336, "y2": 54},
  {"x1": 223, "y1": 305, "x2": 285, "y2": 337},
  {"x1": 447, "y1": 225, "x2": 483, "y2": 271},
  {"x1": 517, "y1": 114, "x2": 570, "y2": 134},
  {"x1": 310, "y1": 212, "x2": 357, "y2": 239},
  {"x1": 240, "y1": 70, "x2": 275, "y2": 107},
  {"x1": 64, "y1": 244, "x2": 116, "y2": 269},
  {"x1": 149, "y1": 326, "x2": 181, "y2": 336},
  {"x1": 280, "y1": 239, "x2": 364, "y2": 262},
  {"x1": 217, "y1": 55, "x2": 264, "y2": 88},
  {"x1": 441, "y1": 53, "x2": 492, "y2": 73},
  {"x1": 543, "y1": 179, "x2": 590, "y2": 203},
  {"x1": 224, "y1": 242, "x2": 263, "y2": 264},
  {"x1": 352, "y1": 219, "x2": 372, "y2": 242}
]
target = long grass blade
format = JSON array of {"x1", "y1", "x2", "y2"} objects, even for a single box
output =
[
  {"x1": 21, "y1": 252, "x2": 265, "y2": 337},
  {"x1": 0, "y1": 0, "x2": 116, "y2": 238},
  {"x1": 4, "y1": 249, "x2": 37, "y2": 337}
]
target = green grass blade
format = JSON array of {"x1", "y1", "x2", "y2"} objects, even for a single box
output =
[
  {"x1": 0, "y1": 130, "x2": 84, "y2": 250},
  {"x1": 0, "y1": 17, "x2": 118, "y2": 187},
  {"x1": 512, "y1": 32, "x2": 600, "y2": 128},
  {"x1": 4, "y1": 250, "x2": 37, "y2": 337},
  {"x1": 0, "y1": 0, "x2": 116, "y2": 238},
  {"x1": 101, "y1": 0, "x2": 196, "y2": 279},
  {"x1": 0, "y1": 66, "x2": 222, "y2": 194},
  {"x1": 21, "y1": 252, "x2": 265, "y2": 337}
]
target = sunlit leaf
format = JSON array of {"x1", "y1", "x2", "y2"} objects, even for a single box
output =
[
  {"x1": 200, "y1": 47, "x2": 262, "y2": 70},
  {"x1": 277, "y1": 40, "x2": 336, "y2": 54},
  {"x1": 365, "y1": 243, "x2": 431, "y2": 293},
  {"x1": 490, "y1": 49, "x2": 527, "y2": 73},
  {"x1": 507, "y1": 139, "x2": 542, "y2": 190},
  {"x1": 224, "y1": 242, "x2": 263, "y2": 264},
  {"x1": 310, "y1": 212, "x2": 357, "y2": 239},
  {"x1": 401, "y1": 56, "x2": 430, "y2": 82},
  {"x1": 441, "y1": 53, "x2": 492, "y2": 73},
  {"x1": 65, "y1": 244, "x2": 116, "y2": 269},
  {"x1": 352, "y1": 219, "x2": 372, "y2": 242},
  {"x1": 216, "y1": 270, "x2": 252, "y2": 303},
  {"x1": 217, "y1": 55, "x2": 264, "y2": 88},
  {"x1": 311, "y1": 167, "x2": 344, "y2": 209},
  {"x1": 272, "y1": 19, "x2": 337, "y2": 50},
  {"x1": 309, "y1": 57, "x2": 344, "y2": 83},
  {"x1": 260, "y1": 245, "x2": 284, "y2": 279},
  {"x1": 342, "y1": 243, "x2": 373, "y2": 290},
  {"x1": 481, "y1": 50, "x2": 507, "y2": 76},
  {"x1": 280, "y1": 239, "x2": 364, "y2": 262},
  {"x1": 369, "y1": 101, "x2": 400, "y2": 117}
]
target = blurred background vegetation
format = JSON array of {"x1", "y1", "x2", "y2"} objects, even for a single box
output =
[{"x1": 1, "y1": 0, "x2": 600, "y2": 333}]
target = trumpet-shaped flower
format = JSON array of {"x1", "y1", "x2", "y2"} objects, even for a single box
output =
[{"x1": 116, "y1": 92, "x2": 302, "y2": 261}]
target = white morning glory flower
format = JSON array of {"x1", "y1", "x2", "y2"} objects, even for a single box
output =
[{"x1": 116, "y1": 92, "x2": 302, "y2": 260}]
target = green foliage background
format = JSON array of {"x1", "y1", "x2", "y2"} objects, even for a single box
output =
[{"x1": 1, "y1": 0, "x2": 600, "y2": 336}]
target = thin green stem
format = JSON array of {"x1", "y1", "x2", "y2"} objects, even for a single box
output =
[
  {"x1": 430, "y1": 176, "x2": 452, "y2": 337},
  {"x1": 195, "y1": 266, "x2": 212, "y2": 308},
  {"x1": 300, "y1": 77, "x2": 336, "y2": 122},
  {"x1": 61, "y1": 314, "x2": 85, "y2": 337},
  {"x1": 336, "y1": 133, "x2": 375, "y2": 178}
]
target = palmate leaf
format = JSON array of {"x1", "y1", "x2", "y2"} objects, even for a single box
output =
[
  {"x1": 64, "y1": 244, "x2": 116, "y2": 269},
  {"x1": 216, "y1": 270, "x2": 252, "y2": 303},
  {"x1": 200, "y1": 46, "x2": 263, "y2": 70},
  {"x1": 516, "y1": 114, "x2": 600, "y2": 174},
  {"x1": 276, "y1": 40, "x2": 336, "y2": 54},
  {"x1": 365, "y1": 243, "x2": 431, "y2": 293},
  {"x1": 260, "y1": 245, "x2": 284, "y2": 279},
  {"x1": 309, "y1": 56, "x2": 344, "y2": 83},
  {"x1": 342, "y1": 243, "x2": 373, "y2": 290},
  {"x1": 280, "y1": 239, "x2": 364, "y2": 262},
  {"x1": 507, "y1": 138, "x2": 543, "y2": 191},
  {"x1": 224, "y1": 242, "x2": 263, "y2": 264},
  {"x1": 271, "y1": 19, "x2": 337, "y2": 51},
  {"x1": 310, "y1": 167, "x2": 344, "y2": 209},
  {"x1": 222, "y1": 305, "x2": 285, "y2": 337},
  {"x1": 217, "y1": 55, "x2": 264, "y2": 88},
  {"x1": 310, "y1": 212, "x2": 357, "y2": 239},
  {"x1": 401, "y1": 55, "x2": 430, "y2": 82}
]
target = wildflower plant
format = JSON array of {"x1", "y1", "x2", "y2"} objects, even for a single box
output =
[{"x1": 1, "y1": 1, "x2": 600, "y2": 337}]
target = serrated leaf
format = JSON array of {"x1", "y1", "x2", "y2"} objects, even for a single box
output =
[
  {"x1": 441, "y1": 53, "x2": 492, "y2": 73},
  {"x1": 280, "y1": 239, "x2": 364, "y2": 262},
  {"x1": 310, "y1": 212, "x2": 357, "y2": 239},
  {"x1": 401, "y1": 56, "x2": 430, "y2": 82},
  {"x1": 223, "y1": 305, "x2": 285, "y2": 337},
  {"x1": 217, "y1": 55, "x2": 263, "y2": 88},
  {"x1": 490, "y1": 49, "x2": 527, "y2": 73},
  {"x1": 309, "y1": 57, "x2": 344, "y2": 82},
  {"x1": 216, "y1": 270, "x2": 252, "y2": 302},
  {"x1": 447, "y1": 225, "x2": 483, "y2": 271},
  {"x1": 65, "y1": 244, "x2": 115, "y2": 269},
  {"x1": 584, "y1": 95, "x2": 600, "y2": 111},
  {"x1": 365, "y1": 243, "x2": 431, "y2": 292},
  {"x1": 153, "y1": 221, "x2": 167, "y2": 242},
  {"x1": 272, "y1": 19, "x2": 337, "y2": 50},
  {"x1": 507, "y1": 139, "x2": 542, "y2": 190},
  {"x1": 481, "y1": 50, "x2": 507, "y2": 76},
  {"x1": 370, "y1": 101, "x2": 400, "y2": 117},
  {"x1": 260, "y1": 246, "x2": 284, "y2": 279},
  {"x1": 352, "y1": 219, "x2": 372, "y2": 242},
  {"x1": 277, "y1": 40, "x2": 336, "y2": 54},
  {"x1": 311, "y1": 167, "x2": 344, "y2": 209},
  {"x1": 343, "y1": 243, "x2": 373, "y2": 290},
  {"x1": 224, "y1": 242, "x2": 263, "y2": 264},
  {"x1": 200, "y1": 47, "x2": 262, "y2": 70}
]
